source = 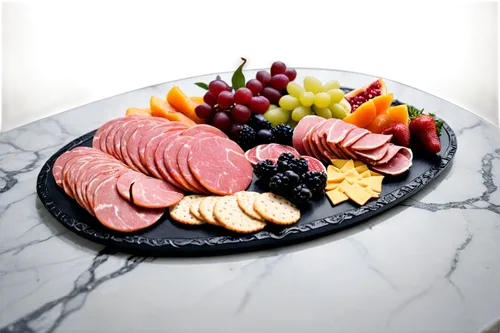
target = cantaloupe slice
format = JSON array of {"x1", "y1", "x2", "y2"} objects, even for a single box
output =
[
  {"x1": 372, "y1": 93, "x2": 393, "y2": 115},
  {"x1": 126, "y1": 107, "x2": 152, "y2": 117},
  {"x1": 167, "y1": 86, "x2": 205, "y2": 124},
  {"x1": 388, "y1": 105, "x2": 409, "y2": 125},
  {"x1": 342, "y1": 100, "x2": 377, "y2": 128},
  {"x1": 150, "y1": 96, "x2": 196, "y2": 127}
]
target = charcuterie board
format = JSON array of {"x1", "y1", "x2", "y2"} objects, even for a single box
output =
[{"x1": 36, "y1": 82, "x2": 457, "y2": 256}]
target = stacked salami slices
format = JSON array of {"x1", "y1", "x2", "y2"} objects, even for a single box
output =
[
  {"x1": 292, "y1": 116, "x2": 413, "y2": 175},
  {"x1": 91, "y1": 115, "x2": 253, "y2": 196}
]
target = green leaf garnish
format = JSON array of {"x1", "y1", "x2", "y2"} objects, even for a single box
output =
[
  {"x1": 408, "y1": 105, "x2": 443, "y2": 137},
  {"x1": 231, "y1": 57, "x2": 247, "y2": 90},
  {"x1": 194, "y1": 82, "x2": 209, "y2": 90}
]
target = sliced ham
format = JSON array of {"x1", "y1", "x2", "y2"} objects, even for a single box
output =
[
  {"x1": 302, "y1": 156, "x2": 326, "y2": 173},
  {"x1": 257, "y1": 143, "x2": 300, "y2": 161},
  {"x1": 181, "y1": 124, "x2": 228, "y2": 138},
  {"x1": 131, "y1": 178, "x2": 184, "y2": 209},
  {"x1": 326, "y1": 120, "x2": 356, "y2": 144},
  {"x1": 354, "y1": 143, "x2": 390, "y2": 161},
  {"x1": 293, "y1": 115, "x2": 325, "y2": 154},
  {"x1": 244, "y1": 146, "x2": 260, "y2": 165},
  {"x1": 341, "y1": 127, "x2": 370, "y2": 147},
  {"x1": 116, "y1": 171, "x2": 148, "y2": 201},
  {"x1": 371, "y1": 152, "x2": 413, "y2": 176},
  {"x1": 177, "y1": 137, "x2": 211, "y2": 194},
  {"x1": 350, "y1": 133, "x2": 392, "y2": 151}
]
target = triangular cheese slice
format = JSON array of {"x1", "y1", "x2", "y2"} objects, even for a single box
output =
[
  {"x1": 331, "y1": 159, "x2": 348, "y2": 169},
  {"x1": 355, "y1": 164, "x2": 369, "y2": 174},
  {"x1": 357, "y1": 176, "x2": 384, "y2": 193},
  {"x1": 343, "y1": 183, "x2": 372, "y2": 205},
  {"x1": 364, "y1": 187, "x2": 380, "y2": 198},
  {"x1": 360, "y1": 170, "x2": 371, "y2": 178},
  {"x1": 353, "y1": 160, "x2": 365, "y2": 167},
  {"x1": 340, "y1": 160, "x2": 355, "y2": 172},
  {"x1": 326, "y1": 189, "x2": 349, "y2": 205}
]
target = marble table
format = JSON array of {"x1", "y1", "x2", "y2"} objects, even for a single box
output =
[{"x1": 1, "y1": 69, "x2": 499, "y2": 333}]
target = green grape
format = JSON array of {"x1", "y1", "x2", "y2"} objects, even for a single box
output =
[
  {"x1": 338, "y1": 98, "x2": 351, "y2": 113},
  {"x1": 268, "y1": 104, "x2": 278, "y2": 110},
  {"x1": 299, "y1": 91, "x2": 315, "y2": 107},
  {"x1": 287, "y1": 118, "x2": 298, "y2": 128},
  {"x1": 326, "y1": 89, "x2": 345, "y2": 104},
  {"x1": 279, "y1": 95, "x2": 301, "y2": 111},
  {"x1": 303, "y1": 76, "x2": 323, "y2": 94},
  {"x1": 329, "y1": 103, "x2": 347, "y2": 119},
  {"x1": 264, "y1": 107, "x2": 291, "y2": 126},
  {"x1": 313, "y1": 106, "x2": 332, "y2": 119},
  {"x1": 291, "y1": 106, "x2": 313, "y2": 122},
  {"x1": 313, "y1": 92, "x2": 331, "y2": 108},
  {"x1": 286, "y1": 82, "x2": 305, "y2": 99},
  {"x1": 323, "y1": 80, "x2": 340, "y2": 91}
]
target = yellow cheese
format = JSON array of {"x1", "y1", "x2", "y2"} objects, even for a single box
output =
[
  {"x1": 357, "y1": 176, "x2": 384, "y2": 193},
  {"x1": 326, "y1": 189, "x2": 349, "y2": 205},
  {"x1": 344, "y1": 169, "x2": 361, "y2": 185},
  {"x1": 364, "y1": 187, "x2": 380, "y2": 198},
  {"x1": 353, "y1": 160, "x2": 366, "y2": 167},
  {"x1": 355, "y1": 164, "x2": 369, "y2": 174},
  {"x1": 360, "y1": 170, "x2": 371, "y2": 178},
  {"x1": 331, "y1": 159, "x2": 348, "y2": 169},
  {"x1": 327, "y1": 165, "x2": 340, "y2": 173},
  {"x1": 370, "y1": 170, "x2": 382, "y2": 177},
  {"x1": 337, "y1": 180, "x2": 351, "y2": 193},
  {"x1": 326, "y1": 182, "x2": 340, "y2": 191},
  {"x1": 340, "y1": 160, "x2": 355, "y2": 172},
  {"x1": 327, "y1": 174, "x2": 345, "y2": 184},
  {"x1": 327, "y1": 166, "x2": 342, "y2": 180},
  {"x1": 344, "y1": 183, "x2": 372, "y2": 205}
]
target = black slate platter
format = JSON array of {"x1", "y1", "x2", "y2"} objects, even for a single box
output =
[{"x1": 37, "y1": 97, "x2": 457, "y2": 257}]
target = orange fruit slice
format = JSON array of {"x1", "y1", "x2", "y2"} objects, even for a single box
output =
[
  {"x1": 365, "y1": 113, "x2": 394, "y2": 133},
  {"x1": 126, "y1": 107, "x2": 152, "y2": 117},
  {"x1": 372, "y1": 93, "x2": 393, "y2": 115},
  {"x1": 150, "y1": 96, "x2": 196, "y2": 127},
  {"x1": 167, "y1": 86, "x2": 205, "y2": 124},
  {"x1": 342, "y1": 100, "x2": 376, "y2": 128},
  {"x1": 190, "y1": 96, "x2": 204, "y2": 105},
  {"x1": 388, "y1": 104, "x2": 409, "y2": 125}
]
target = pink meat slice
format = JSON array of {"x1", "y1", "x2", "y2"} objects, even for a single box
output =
[
  {"x1": 127, "y1": 122, "x2": 159, "y2": 175},
  {"x1": 120, "y1": 119, "x2": 153, "y2": 171},
  {"x1": 144, "y1": 126, "x2": 187, "y2": 179},
  {"x1": 177, "y1": 137, "x2": 210, "y2": 194},
  {"x1": 326, "y1": 120, "x2": 356, "y2": 145},
  {"x1": 292, "y1": 115, "x2": 325, "y2": 154},
  {"x1": 302, "y1": 156, "x2": 326, "y2": 173},
  {"x1": 131, "y1": 178, "x2": 184, "y2": 209},
  {"x1": 113, "y1": 118, "x2": 140, "y2": 162},
  {"x1": 164, "y1": 137, "x2": 199, "y2": 193},
  {"x1": 302, "y1": 121, "x2": 326, "y2": 158},
  {"x1": 154, "y1": 134, "x2": 185, "y2": 190},
  {"x1": 86, "y1": 169, "x2": 129, "y2": 216},
  {"x1": 61, "y1": 153, "x2": 102, "y2": 198},
  {"x1": 93, "y1": 176, "x2": 165, "y2": 233},
  {"x1": 53, "y1": 147, "x2": 101, "y2": 186},
  {"x1": 350, "y1": 133, "x2": 393, "y2": 151},
  {"x1": 188, "y1": 136, "x2": 253, "y2": 195},
  {"x1": 104, "y1": 118, "x2": 133, "y2": 157},
  {"x1": 371, "y1": 152, "x2": 413, "y2": 176},
  {"x1": 100, "y1": 118, "x2": 131, "y2": 155},
  {"x1": 92, "y1": 117, "x2": 126, "y2": 151},
  {"x1": 181, "y1": 124, "x2": 228, "y2": 138},
  {"x1": 354, "y1": 143, "x2": 390, "y2": 161},
  {"x1": 137, "y1": 123, "x2": 176, "y2": 170},
  {"x1": 341, "y1": 127, "x2": 370, "y2": 147},
  {"x1": 116, "y1": 171, "x2": 148, "y2": 201},
  {"x1": 312, "y1": 119, "x2": 338, "y2": 161},
  {"x1": 244, "y1": 146, "x2": 260, "y2": 165},
  {"x1": 257, "y1": 143, "x2": 300, "y2": 161}
]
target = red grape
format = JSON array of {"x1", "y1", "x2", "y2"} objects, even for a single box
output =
[
  {"x1": 229, "y1": 123, "x2": 243, "y2": 139},
  {"x1": 217, "y1": 91, "x2": 234, "y2": 109},
  {"x1": 209, "y1": 80, "x2": 230, "y2": 96},
  {"x1": 261, "y1": 87, "x2": 282, "y2": 105},
  {"x1": 270, "y1": 61, "x2": 286, "y2": 76},
  {"x1": 284, "y1": 68, "x2": 297, "y2": 81},
  {"x1": 256, "y1": 71, "x2": 271, "y2": 86},
  {"x1": 248, "y1": 96, "x2": 270, "y2": 114},
  {"x1": 203, "y1": 91, "x2": 217, "y2": 106},
  {"x1": 195, "y1": 103, "x2": 213, "y2": 119},
  {"x1": 270, "y1": 74, "x2": 289, "y2": 90},
  {"x1": 246, "y1": 79, "x2": 264, "y2": 95},
  {"x1": 234, "y1": 87, "x2": 253, "y2": 105},
  {"x1": 231, "y1": 104, "x2": 252, "y2": 123},
  {"x1": 212, "y1": 111, "x2": 232, "y2": 132}
]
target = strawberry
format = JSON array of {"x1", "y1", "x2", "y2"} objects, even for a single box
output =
[
  {"x1": 381, "y1": 123, "x2": 411, "y2": 147},
  {"x1": 408, "y1": 114, "x2": 441, "y2": 153}
]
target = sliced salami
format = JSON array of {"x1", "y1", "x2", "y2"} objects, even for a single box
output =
[
  {"x1": 244, "y1": 146, "x2": 260, "y2": 165},
  {"x1": 164, "y1": 136, "x2": 199, "y2": 193},
  {"x1": 138, "y1": 123, "x2": 185, "y2": 168},
  {"x1": 144, "y1": 126, "x2": 187, "y2": 179},
  {"x1": 188, "y1": 136, "x2": 253, "y2": 195},
  {"x1": 302, "y1": 156, "x2": 327, "y2": 173},
  {"x1": 120, "y1": 119, "x2": 152, "y2": 171},
  {"x1": 131, "y1": 178, "x2": 184, "y2": 209},
  {"x1": 177, "y1": 137, "x2": 210, "y2": 194},
  {"x1": 181, "y1": 124, "x2": 228, "y2": 138},
  {"x1": 116, "y1": 171, "x2": 148, "y2": 201},
  {"x1": 52, "y1": 147, "x2": 100, "y2": 186},
  {"x1": 93, "y1": 176, "x2": 165, "y2": 232},
  {"x1": 256, "y1": 143, "x2": 300, "y2": 161},
  {"x1": 127, "y1": 122, "x2": 159, "y2": 175},
  {"x1": 154, "y1": 135, "x2": 185, "y2": 190}
]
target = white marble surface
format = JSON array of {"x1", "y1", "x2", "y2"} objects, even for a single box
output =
[{"x1": 0, "y1": 69, "x2": 499, "y2": 333}]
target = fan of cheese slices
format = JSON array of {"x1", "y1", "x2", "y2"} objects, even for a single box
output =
[{"x1": 325, "y1": 159, "x2": 384, "y2": 206}]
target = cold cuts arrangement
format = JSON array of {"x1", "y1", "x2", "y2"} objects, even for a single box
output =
[{"x1": 292, "y1": 116, "x2": 413, "y2": 176}]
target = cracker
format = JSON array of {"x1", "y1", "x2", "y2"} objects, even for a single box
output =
[
  {"x1": 169, "y1": 195, "x2": 205, "y2": 225},
  {"x1": 214, "y1": 195, "x2": 267, "y2": 233},
  {"x1": 253, "y1": 192, "x2": 301, "y2": 225},
  {"x1": 235, "y1": 191, "x2": 264, "y2": 221},
  {"x1": 189, "y1": 195, "x2": 205, "y2": 221},
  {"x1": 198, "y1": 196, "x2": 220, "y2": 226}
]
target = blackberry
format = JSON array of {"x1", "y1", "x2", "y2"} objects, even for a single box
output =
[
  {"x1": 301, "y1": 171, "x2": 328, "y2": 198},
  {"x1": 283, "y1": 170, "x2": 300, "y2": 188},
  {"x1": 269, "y1": 171, "x2": 299, "y2": 196},
  {"x1": 269, "y1": 173, "x2": 285, "y2": 195},
  {"x1": 292, "y1": 184, "x2": 313, "y2": 204},
  {"x1": 247, "y1": 114, "x2": 272, "y2": 132},
  {"x1": 235, "y1": 125, "x2": 257, "y2": 150},
  {"x1": 253, "y1": 159, "x2": 277, "y2": 181},
  {"x1": 271, "y1": 124, "x2": 294, "y2": 146},
  {"x1": 287, "y1": 157, "x2": 308, "y2": 175},
  {"x1": 277, "y1": 152, "x2": 296, "y2": 172}
]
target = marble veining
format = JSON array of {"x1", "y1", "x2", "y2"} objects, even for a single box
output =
[{"x1": 0, "y1": 69, "x2": 499, "y2": 333}]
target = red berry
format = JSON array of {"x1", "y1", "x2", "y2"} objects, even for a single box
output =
[
  {"x1": 246, "y1": 79, "x2": 264, "y2": 95},
  {"x1": 231, "y1": 104, "x2": 252, "y2": 123},
  {"x1": 284, "y1": 68, "x2": 297, "y2": 81},
  {"x1": 195, "y1": 103, "x2": 213, "y2": 119},
  {"x1": 209, "y1": 80, "x2": 230, "y2": 97},
  {"x1": 382, "y1": 123, "x2": 411, "y2": 148},
  {"x1": 260, "y1": 87, "x2": 281, "y2": 105},
  {"x1": 270, "y1": 74, "x2": 289, "y2": 90},
  {"x1": 212, "y1": 111, "x2": 232, "y2": 132},
  {"x1": 203, "y1": 91, "x2": 217, "y2": 106},
  {"x1": 256, "y1": 71, "x2": 271, "y2": 86},
  {"x1": 234, "y1": 88, "x2": 253, "y2": 105},
  {"x1": 248, "y1": 96, "x2": 270, "y2": 114},
  {"x1": 408, "y1": 115, "x2": 441, "y2": 153},
  {"x1": 217, "y1": 91, "x2": 234, "y2": 109},
  {"x1": 270, "y1": 61, "x2": 287, "y2": 76}
]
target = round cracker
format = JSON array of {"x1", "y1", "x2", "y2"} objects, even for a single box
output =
[
  {"x1": 189, "y1": 195, "x2": 205, "y2": 221},
  {"x1": 235, "y1": 191, "x2": 264, "y2": 221},
  {"x1": 253, "y1": 192, "x2": 301, "y2": 225},
  {"x1": 214, "y1": 196, "x2": 267, "y2": 233},
  {"x1": 199, "y1": 196, "x2": 220, "y2": 226},
  {"x1": 169, "y1": 195, "x2": 205, "y2": 225}
]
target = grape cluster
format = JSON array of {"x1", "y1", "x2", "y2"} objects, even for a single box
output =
[
  {"x1": 252, "y1": 61, "x2": 297, "y2": 106},
  {"x1": 264, "y1": 76, "x2": 351, "y2": 125},
  {"x1": 253, "y1": 153, "x2": 327, "y2": 205}
]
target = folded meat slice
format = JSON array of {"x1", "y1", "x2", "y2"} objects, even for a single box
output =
[
  {"x1": 326, "y1": 120, "x2": 356, "y2": 144},
  {"x1": 371, "y1": 152, "x2": 412, "y2": 176},
  {"x1": 293, "y1": 115, "x2": 325, "y2": 154},
  {"x1": 354, "y1": 143, "x2": 390, "y2": 161},
  {"x1": 350, "y1": 133, "x2": 392, "y2": 151},
  {"x1": 341, "y1": 128, "x2": 370, "y2": 147},
  {"x1": 303, "y1": 120, "x2": 326, "y2": 159},
  {"x1": 312, "y1": 119, "x2": 339, "y2": 161}
]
